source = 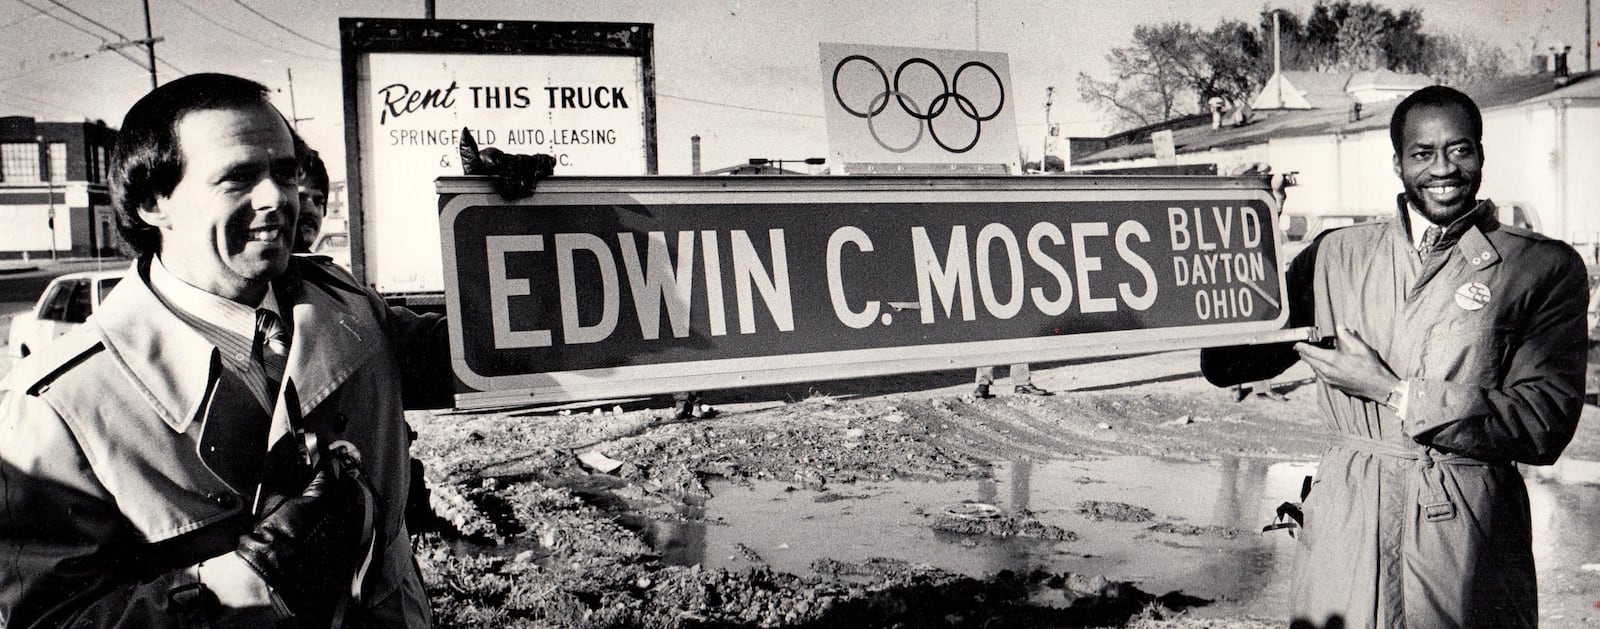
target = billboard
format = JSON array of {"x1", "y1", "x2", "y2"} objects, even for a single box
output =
[
  {"x1": 820, "y1": 43, "x2": 1020, "y2": 174},
  {"x1": 341, "y1": 18, "x2": 657, "y2": 299},
  {"x1": 437, "y1": 175, "x2": 1305, "y2": 408}
]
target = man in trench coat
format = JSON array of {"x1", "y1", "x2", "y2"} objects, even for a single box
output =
[
  {"x1": 0, "y1": 74, "x2": 448, "y2": 626},
  {"x1": 1202, "y1": 85, "x2": 1588, "y2": 628}
]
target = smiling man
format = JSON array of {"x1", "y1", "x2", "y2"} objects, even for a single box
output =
[
  {"x1": 0, "y1": 74, "x2": 442, "y2": 627},
  {"x1": 1202, "y1": 85, "x2": 1588, "y2": 628}
]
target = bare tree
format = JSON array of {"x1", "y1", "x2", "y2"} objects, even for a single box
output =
[{"x1": 1078, "y1": 21, "x2": 1266, "y2": 130}]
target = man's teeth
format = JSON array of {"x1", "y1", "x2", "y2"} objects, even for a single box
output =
[
  {"x1": 1425, "y1": 185, "x2": 1459, "y2": 195},
  {"x1": 249, "y1": 227, "x2": 279, "y2": 242}
]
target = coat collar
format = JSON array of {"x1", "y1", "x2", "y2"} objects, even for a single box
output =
[
  {"x1": 1389, "y1": 195, "x2": 1502, "y2": 271},
  {"x1": 94, "y1": 258, "x2": 383, "y2": 434}
]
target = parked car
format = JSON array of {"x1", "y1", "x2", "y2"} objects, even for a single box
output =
[
  {"x1": 1279, "y1": 211, "x2": 1387, "y2": 260},
  {"x1": 7, "y1": 270, "x2": 124, "y2": 358},
  {"x1": 310, "y1": 231, "x2": 351, "y2": 270}
]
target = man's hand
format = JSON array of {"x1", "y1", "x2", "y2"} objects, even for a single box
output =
[
  {"x1": 1294, "y1": 325, "x2": 1400, "y2": 403},
  {"x1": 235, "y1": 464, "x2": 365, "y2": 621}
]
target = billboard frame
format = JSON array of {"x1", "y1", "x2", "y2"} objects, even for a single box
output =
[{"x1": 339, "y1": 17, "x2": 658, "y2": 290}]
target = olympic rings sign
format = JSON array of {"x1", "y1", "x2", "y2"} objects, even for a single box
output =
[{"x1": 830, "y1": 54, "x2": 1006, "y2": 154}]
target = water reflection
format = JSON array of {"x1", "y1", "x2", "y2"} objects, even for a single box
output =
[
  {"x1": 646, "y1": 455, "x2": 1313, "y2": 617},
  {"x1": 643, "y1": 455, "x2": 1600, "y2": 620}
]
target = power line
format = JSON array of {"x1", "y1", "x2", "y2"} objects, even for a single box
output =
[
  {"x1": 228, "y1": 0, "x2": 337, "y2": 52},
  {"x1": 46, "y1": 0, "x2": 184, "y2": 76},
  {"x1": 45, "y1": 0, "x2": 124, "y2": 38},
  {"x1": 11, "y1": 0, "x2": 152, "y2": 73},
  {"x1": 0, "y1": 48, "x2": 99, "y2": 84},
  {"x1": 169, "y1": 0, "x2": 335, "y2": 61},
  {"x1": 13, "y1": 0, "x2": 108, "y2": 41},
  {"x1": 658, "y1": 92, "x2": 824, "y2": 119},
  {"x1": 0, "y1": 87, "x2": 88, "y2": 116}
]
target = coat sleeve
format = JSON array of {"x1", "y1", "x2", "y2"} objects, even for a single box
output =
[
  {"x1": 1199, "y1": 235, "x2": 1321, "y2": 387},
  {"x1": 0, "y1": 390, "x2": 288, "y2": 628},
  {"x1": 1404, "y1": 244, "x2": 1589, "y2": 465},
  {"x1": 378, "y1": 300, "x2": 454, "y2": 411}
]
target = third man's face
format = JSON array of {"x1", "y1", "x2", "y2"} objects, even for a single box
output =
[
  {"x1": 1393, "y1": 103, "x2": 1484, "y2": 225},
  {"x1": 140, "y1": 103, "x2": 299, "y2": 303}
]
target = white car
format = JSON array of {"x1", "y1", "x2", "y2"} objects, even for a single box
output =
[{"x1": 7, "y1": 270, "x2": 124, "y2": 358}]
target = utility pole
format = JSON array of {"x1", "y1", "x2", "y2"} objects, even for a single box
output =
[
  {"x1": 142, "y1": 0, "x2": 157, "y2": 88},
  {"x1": 425, "y1": 0, "x2": 436, "y2": 19},
  {"x1": 1041, "y1": 86, "x2": 1053, "y2": 173},
  {"x1": 285, "y1": 68, "x2": 313, "y2": 130},
  {"x1": 1273, "y1": 11, "x2": 1282, "y2": 106}
]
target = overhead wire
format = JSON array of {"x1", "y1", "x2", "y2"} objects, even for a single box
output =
[
  {"x1": 659, "y1": 92, "x2": 824, "y2": 119},
  {"x1": 10, "y1": 0, "x2": 163, "y2": 74},
  {"x1": 169, "y1": 0, "x2": 337, "y2": 61},
  {"x1": 41, "y1": 0, "x2": 185, "y2": 75},
  {"x1": 0, "y1": 49, "x2": 99, "y2": 84},
  {"x1": 228, "y1": 0, "x2": 338, "y2": 52},
  {"x1": 0, "y1": 87, "x2": 86, "y2": 116}
]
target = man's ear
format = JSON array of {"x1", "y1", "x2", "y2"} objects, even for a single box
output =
[
  {"x1": 1391, "y1": 153, "x2": 1401, "y2": 178},
  {"x1": 137, "y1": 198, "x2": 170, "y2": 230}
]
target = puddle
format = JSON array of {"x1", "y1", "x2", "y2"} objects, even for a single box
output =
[
  {"x1": 645, "y1": 456, "x2": 1313, "y2": 618},
  {"x1": 643, "y1": 455, "x2": 1600, "y2": 620}
]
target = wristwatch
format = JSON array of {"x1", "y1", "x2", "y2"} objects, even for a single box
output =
[{"x1": 1382, "y1": 382, "x2": 1406, "y2": 412}]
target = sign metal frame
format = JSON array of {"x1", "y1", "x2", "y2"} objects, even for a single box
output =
[{"x1": 437, "y1": 175, "x2": 1308, "y2": 409}]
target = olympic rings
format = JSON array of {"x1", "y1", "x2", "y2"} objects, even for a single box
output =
[{"x1": 831, "y1": 54, "x2": 1006, "y2": 154}]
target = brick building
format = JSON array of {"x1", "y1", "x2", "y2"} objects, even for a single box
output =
[{"x1": 0, "y1": 116, "x2": 119, "y2": 259}]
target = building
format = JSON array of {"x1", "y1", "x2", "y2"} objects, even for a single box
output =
[
  {"x1": 1072, "y1": 66, "x2": 1600, "y2": 263},
  {"x1": 0, "y1": 116, "x2": 119, "y2": 259}
]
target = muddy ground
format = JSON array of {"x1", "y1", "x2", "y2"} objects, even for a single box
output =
[{"x1": 407, "y1": 350, "x2": 1600, "y2": 628}]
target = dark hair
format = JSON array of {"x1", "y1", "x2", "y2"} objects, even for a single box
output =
[
  {"x1": 110, "y1": 73, "x2": 280, "y2": 256},
  {"x1": 297, "y1": 140, "x2": 329, "y2": 195},
  {"x1": 1389, "y1": 85, "x2": 1482, "y2": 154}
]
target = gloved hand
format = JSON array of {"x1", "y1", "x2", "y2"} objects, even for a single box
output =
[
  {"x1": 236, "y1": 464, "x2": 365, "y2": 622},
  {"x1": 460, "y1": 127, "x2": 557, "y2": 198}
]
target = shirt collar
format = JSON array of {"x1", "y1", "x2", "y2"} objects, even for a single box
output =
[
  {"x1": 148, "y1": 255, "x2": 280, "y2": 341},
  {"x1": 1405, "y1": 205, "x2": 1433, "y2": 250},
  {"x1": 1402, "y1": 199, "x2": 1492, "y2": 251}
]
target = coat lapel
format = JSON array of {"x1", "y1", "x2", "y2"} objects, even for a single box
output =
[
  {"x1": 266, "y1": 261, "x2": 385, "y2": 446},
  {"x1": 93, "y1": 260, "x2": 218, "y2": 434}
]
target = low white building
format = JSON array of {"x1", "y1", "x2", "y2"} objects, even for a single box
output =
[{"x1": 1075, "y1": 70, "x2": 1600, "y2": 262}]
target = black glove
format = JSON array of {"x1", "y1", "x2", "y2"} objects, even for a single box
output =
[
  {"x1": 460, "y1": 127, "x2": 556, "y2": 198},
  {"x1": 236, "y1": 465, "x2": 365, "y2": 622}
]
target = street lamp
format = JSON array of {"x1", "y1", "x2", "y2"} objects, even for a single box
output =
[{"x1": 747, "y1": 157, "x2": 827, "y2": 174}]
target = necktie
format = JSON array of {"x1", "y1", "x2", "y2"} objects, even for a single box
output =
[
  {"x1": 1419, "y1": 225, "x2": 1443, "y2": 252},
  {"x1": 255, "y1": 309, "x2": 290, "y2": 387}
]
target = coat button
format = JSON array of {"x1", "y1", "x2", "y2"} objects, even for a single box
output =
[{"x1": 209, "y1": 492, "x2": 238, "y2": 509}]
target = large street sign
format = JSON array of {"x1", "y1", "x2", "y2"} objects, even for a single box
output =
[
  {"x1": 820, "y1": 43, "x2": 1021, "y2": 174},
  {"x1": 341, "y1": 18, "x2": 656, "y2": 302},
  {"x1": 438, "y1": 175, "x2": 1305, "y2": 409}
]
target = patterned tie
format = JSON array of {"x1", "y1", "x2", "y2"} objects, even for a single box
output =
[
  {"x1": 1419, "y1": 224, "x2": 1443, "y2": 252},
  {"x1": 255, "y1": 309, "x2": 290, "y2": 387}
]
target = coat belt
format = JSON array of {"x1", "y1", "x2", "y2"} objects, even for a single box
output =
[{"x1": 1335, "y1": 433, "x2": 1506, "y2": 522}]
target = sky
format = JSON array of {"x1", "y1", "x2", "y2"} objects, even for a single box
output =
[{"x1": 0, "y1": 0, "x2": 1589, "y2": 178}]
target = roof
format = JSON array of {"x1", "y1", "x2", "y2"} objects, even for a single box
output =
[
  {"x1": 1077, "y1": 70, "x2": 1600, "y2": 166},
  {"x1": 1345, "y1": 70, "x2": 1435, "y2": 96},
  {"x1": 1253, "y1": 71, "x2": 1353, "y2": 109}
]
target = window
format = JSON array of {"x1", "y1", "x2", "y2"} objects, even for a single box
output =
[
  {"x1": 1, "y1": 143, "x2": 41, "y2": 184},
  {"x1": 95, "y1": 277, "x2": 122, "y2": 302},
  {"x1": 37, "y1": 281, "x2": 73, "y2": 322},
  {"x1": 49, "y1": 143, "x2": 66, "y2": 183},
  {"x1": 64, "y1": 281, "x2": 93, "y2": 323}
]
